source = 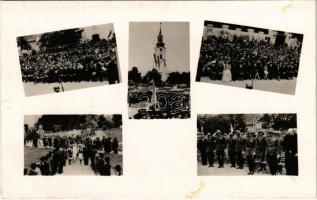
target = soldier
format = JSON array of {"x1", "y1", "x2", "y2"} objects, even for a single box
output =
[
  {"x1": 205, "y1": 132, "x2": 216, "y2": 167},
  {"x1": 227, "y1": 133, "x2": 236, "y2": 168},
  {"x1": 235, "y1": 130, "x2": 245, "y2": 169},
  {"x1": 215, "y1": 130, "x2": 226, "y2": 168},
  {"x1": 282, "y1": 129, "x2": 298, "y2": 175},
  {"x1": 197, "y1": 136, "x2": 207, "y2": 165},
  {"x1": 256, "y1": 131, "x2": 267, "y2": 162},
  {"x1": 266, "y1": 130, "x2": 281, "y2": 175},
  {"x1": 245, "y1": 132, "x2": 256, "y2": 175}
]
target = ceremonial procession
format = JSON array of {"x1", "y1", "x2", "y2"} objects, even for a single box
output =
[
  {"x1": 128, "y1": 22, "x2": 190, "y2": 119},
  {"x1": 196, "y1": 21, "x2": 303, "y2": 95},
  {"x1": 197, "y1": 114, "x2": 298, "y2": 176},
  {"x1": 17, "y1": 23, "x2": 120, "y2": 96},
  {"x1": 24, "y1": 115, "x2": 123, "y2": 176}
]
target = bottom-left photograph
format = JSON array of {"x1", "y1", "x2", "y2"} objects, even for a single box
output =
[{"x1": 24, "y1": 114, "x2": 123, "y2": 176}]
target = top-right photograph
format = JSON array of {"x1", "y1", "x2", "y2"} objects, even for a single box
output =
[{"x1": 196, "y1": 20, "x2": 303, "y2": 95}]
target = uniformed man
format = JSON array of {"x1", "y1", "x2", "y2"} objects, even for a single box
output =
[
  {"x1": 235, "y1": 130, "x2": 245, "y2": 169},
  {"x1": 204, "y1": 132, "x2": 216, "y2": 167},
  {"x1": 215, "y1": 130, "x2": 226, "y2": 168},
  {"x1": 245, "y1": 132, "x2": 256, "y2": 175},
  {"x1": 266, "y1": 130, "x2": 281, "y2": 175},
  {"x1": 197, "y1": 136, "x2": 207, "y2": 166},
  {"x1": 227, "y1": 133, "x2": 236, "y2": 168},
  {"x1": 255, "y1": 131, "x2": 267, "y2": 162}
]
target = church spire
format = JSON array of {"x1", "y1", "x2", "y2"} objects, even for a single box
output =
[{"x1": 156, "y1": 22, "x2": 165, "y2": 48}]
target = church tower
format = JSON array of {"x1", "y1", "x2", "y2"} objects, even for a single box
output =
[{"x1": 153, "y1": 23, "x2": 168, "y2": 81}]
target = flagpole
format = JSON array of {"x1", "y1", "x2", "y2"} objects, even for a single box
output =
[{"x1": 60, "y1": 81, "x2": 64, "y2": 92}]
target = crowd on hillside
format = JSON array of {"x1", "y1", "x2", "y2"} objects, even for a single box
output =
[
  {"x1": 197, "y1": 35, "x2": 301, "y2": 81},
  {"x1": 24, "y1": 132, "x2": 122, "y2": 176},
  {"x1": 19, "y1": 40, "x2": 119, "y2": 84},
  {"x1": 197, "y1": 128, "x2": 298, "y2": 176}
]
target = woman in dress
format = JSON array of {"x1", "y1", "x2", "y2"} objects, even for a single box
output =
[
  {"x1": 72, "y1": 143, "x2": 78, "y2": 163},
  {"x1": 78, "y1": 148, "x2": 84, "y2": 165},
  {"x1": 222, "y1": 61, "x2": 232, "y2": 81}
]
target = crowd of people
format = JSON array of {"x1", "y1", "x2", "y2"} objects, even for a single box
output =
[
  {"x1": 25, "y1": 133, "x2": 122, "y2": 176},
  {"x1": 19, "y1": 40, "x2": 119, "y2": 84},
  {"x1": 197, "y1": 128, "x2": 298, "y2": 176},
  {"x1": 128, "y1": 90, "x2": 190, "y2": 119},
  {"x1": 197, "y1": 35, "x2": 301, "y2": 81}
]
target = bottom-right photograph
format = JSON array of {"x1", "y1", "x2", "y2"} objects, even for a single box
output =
[{"x1": 197, "y1": 113, "x2": 298, "y2": 176}]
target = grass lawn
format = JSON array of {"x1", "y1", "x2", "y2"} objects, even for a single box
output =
[
  {"x1": 24, "y1": 147, "x2": 51, "y2": 168},
  {"x1": 107, "y1": 153, "x2": 123, "y2": 169}
]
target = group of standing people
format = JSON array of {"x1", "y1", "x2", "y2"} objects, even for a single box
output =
[
  {"x1": 25, "y1": 134, "x2": 121, "y2": 176},
  {"x1": 197, "y1": 35, "x2": 301, "y2": 82},
  {"x1": 198, "y1": 128, "x2": 298, "y2": 176}
]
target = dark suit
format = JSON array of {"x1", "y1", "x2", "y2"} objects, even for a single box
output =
[{"x1": 282, "y1": 134, "x2": 298, "y2": 175}]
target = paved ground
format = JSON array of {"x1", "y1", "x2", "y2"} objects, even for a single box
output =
[
  {"x1": 23, "y1": 81, "x2": 109, "y2": 96},
  {"x1": 197, "y1": 162, "x2": 285, "y2": 176},
  {"x1": 56, "y1": 160, "x2": 95, "y2": 176},
  {"x1": 200, "y1": 78, "x2": 297, "y2": 95}
]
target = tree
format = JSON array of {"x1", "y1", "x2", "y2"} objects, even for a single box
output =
[
  {"x1": 258, "y1": 114, "x2": 297, "y2": 130},
  {"x1": 181, "y1": 72, "x2": 190, "y2": 86},
  {"x1": 166, "y1": 72, "x2": 181, "y2": 85},
  {"x1": 143, "y1": 68, "x2": 162, "y2": 86},
  {"x1": 128, "y1": 66, "x2": 141, "y2": 86},
  {"x1": 39, "y1": 28, "x2": 83, "y2": 50},
  {"x1": 112, "y1": 115, "x2": 122, "y2": 128},
  {"x1": 166, "y1": 71, "x2": 190, "y2": 86},
  {"x1": 17, "y1": 37, "x2": 31, "y2": 50},
  {"x1": 198, "y1": 114, "x2": 246, "y2": 135}
]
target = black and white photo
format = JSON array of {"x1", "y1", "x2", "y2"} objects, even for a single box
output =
[
  {"x1": 24, "y1": 114, "x2": 123, "y2": 176},
  {"x1": 128, "y1": 22, "x2": 190, "y2": 119},
  {"x1": 196, "y1": 21, "x2": 303, "y2": 95},
  {"x1": 18, "y1": 23, "x2": 120, "y2": 96},
  {"x1": 197, "y1": 114, "x2": 298, "y2": 176}
]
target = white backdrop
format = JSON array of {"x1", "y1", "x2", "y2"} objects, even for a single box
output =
[{"x1": 0, "y1": 1, "x2": 316, "y2": 199}]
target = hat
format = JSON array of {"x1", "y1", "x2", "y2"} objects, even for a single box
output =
[{"x1": 234, "y1": 130, "x2": 241, "y2": 134}]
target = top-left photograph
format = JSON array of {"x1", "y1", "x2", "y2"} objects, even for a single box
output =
[{"x1": 17, "y1": 23, "x2": 121, "y2": 96}]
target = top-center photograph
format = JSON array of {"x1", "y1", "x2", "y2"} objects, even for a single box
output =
[{"x1": 128, "y1": 22, "x2": 190, "y2": 119}]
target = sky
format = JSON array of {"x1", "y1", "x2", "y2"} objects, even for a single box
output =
[
  {"x1": 129, "y1": 22, "x2": 189, "y2": 76},
  {"x1": 24, "y1": 115, "x2": 41, "y2": 127}
]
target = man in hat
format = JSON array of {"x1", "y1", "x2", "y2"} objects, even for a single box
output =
[
  {"x1": 205, "y1": 132, "x2": 216, "y2": 167},
  {"x1": 245, "y1": 132, "x2": 256, "y2": 175},
  {"x1": 197, "y1": 135, "x2": 208, "y2": 166},
  {"x1": 282, "y1": 129, "x2": 298, "y2": 175},
  {"x1": 256, "y1": 131, "x2": 267, "y2": 163},
  {"x1": 215, "y1": 130, "x2": 226, "y2": 168},
  {"x1": 227, "y1": 133, "x2": 236, "y2": 168},
  {"x1": 266, "y1": 130, "x2": 281, "y2": 175},
  {"x1": 235, "y1": 130, "x2": 245, "y2": 169}
]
